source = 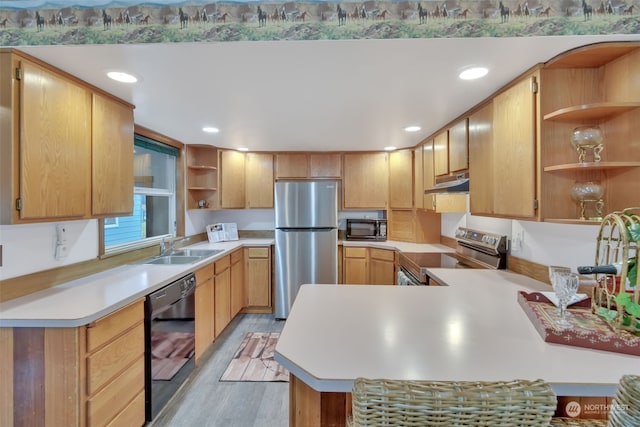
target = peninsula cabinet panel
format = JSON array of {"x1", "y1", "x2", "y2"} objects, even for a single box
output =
[
  {"x1": 343, "y1": 152, "x2": 388, "y2": 209},
  {"x1": 491, "y1": 73, "x2": 538, "y2": 218},
  {"x1": 245, "y1": 153, "x2": 274, "y2": 208},
  {"x1": 388, "y1": 149, "x2": 413, "y2": 209},
  {"x1": 469, "y1": 102, "x2": 494, "y2": 215},
  {"x1": 219, "y1": 150, "x2": 246, "y2": 209},
  {"x1": 2, "y1": 298, "x2": 145, "y2": 427},
  {"x1": 91, "y1": 93, "x2": 134, "y2": 217}
]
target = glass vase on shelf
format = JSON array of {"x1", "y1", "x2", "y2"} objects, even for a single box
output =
[
  {"x1": 571, "y1": 125, "x2": 604, "y2": 163},
  {"x1": 571, "y1": 181, "x2": 604, "y2": 221}
]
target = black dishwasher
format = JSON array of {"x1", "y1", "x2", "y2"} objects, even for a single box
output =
[{"x1": 145, "y1": 273, "x2": 196, "y2": 422}]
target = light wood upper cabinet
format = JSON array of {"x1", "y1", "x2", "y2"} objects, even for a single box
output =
[
  {"x1": 92, "y1": 93, "x2": 134, "y2": 216},
  {"x1": 422, "y1": 139, "x2": 436, "y2": 211},
  {"x1": 449, "y1": 118, "x2": 469, "y2": 173},
  {"x1": 186, "y1": 145, "x2": 218, "y2": 210},
  {"x1": 219, "y1": 150, "x2": 246, "y2": 209},
  {"x1": 245, "y1": 153, "x2": 274, "y2": 208},
  {"x1": 0, "y1": 50, "x2": 134, "y2": 224},
  {"x1": 538, "y1": 44, "x2": 640, "y2": 223},
  {"x1": 276, "y1": 153, "x2": 341, "y2": 179},
  {"x1": 413, "y1": 145, "x2": 424, "y2": 210},
  {"x1": 343, "y1": 152, "x2": 388, "y2": 209},
  {"x1": 469, "y1": 102, "x2": 494, "y2": 216},
  {"x1": 433, "y1": 131, "x2": 449, "y2": 177},
  {"x1": 388, "y1": 149, "x2": 413, "y2": 209},
  {"x1": 492, "y1": 72, "x2": 538, "y2": 218},
  {"x1": 9, "y1": 55, "x2": 92, "y2": 221}
]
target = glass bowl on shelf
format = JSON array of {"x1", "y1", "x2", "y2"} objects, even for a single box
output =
[
  {"x1": 570, "y1": 125, "x2": 604, "y2": 163},
  {"x1": 570, "y1": 181, "x2": 604, "y2": 221}
]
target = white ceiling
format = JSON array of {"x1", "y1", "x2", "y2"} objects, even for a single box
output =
[{"x1": 19, "y1": 34, "x2": 640, "y2": 152}]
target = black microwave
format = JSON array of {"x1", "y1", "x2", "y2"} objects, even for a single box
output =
[{"x1": 346, "y1": 219, "x2": 387, "y2": 241}]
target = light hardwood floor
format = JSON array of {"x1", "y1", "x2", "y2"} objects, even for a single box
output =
[{"x1": 150, "y1": 314, "x2": 288, "y2": 427}]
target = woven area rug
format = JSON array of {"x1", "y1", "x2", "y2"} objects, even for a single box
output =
[
  {"x1": 151, "y1": 331, "x2": 195, "y2": 381},
  {"x1": 220, "y1": 332, "x2": 289, "y2": 382}
]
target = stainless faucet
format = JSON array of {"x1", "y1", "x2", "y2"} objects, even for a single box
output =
[{"x1": 160, "y1": 235, "x2": 191, "y2": 255}]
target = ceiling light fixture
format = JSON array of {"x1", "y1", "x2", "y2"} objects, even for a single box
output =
[
  {"x1": 106, "y1": 71, "x2": 138, "y2": 83},
  {"x1": 404, "y1": 126, "x2": 421, "y2": 132},
  {"x1": 384, "y1": 146, "x2": 397, "y2": 151},
  {"x1": 237, "y1": 147, "x2": 249, "y2": 152},
  {"x1": 459, "y1": 67, "x2": 489, "y2": 81},
  {"x1": 202, "y1": 127, "x2": 219, "y2": 133}
]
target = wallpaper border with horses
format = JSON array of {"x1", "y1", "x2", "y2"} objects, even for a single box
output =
[{"x1": 0, "y1": 0, "x2": 638, "y2": 46}]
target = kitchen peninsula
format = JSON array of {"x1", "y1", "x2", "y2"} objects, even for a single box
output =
[{"x1": 274, "y1": 270, "x2": 639, "y2": 427}]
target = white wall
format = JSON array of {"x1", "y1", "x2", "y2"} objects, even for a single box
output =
[
  {"x1": 0, "y1": 210, "x2": 600, "y2": 281},
  {"x1": 0, "y1": 220, "x2": 98, "y2": 280}
]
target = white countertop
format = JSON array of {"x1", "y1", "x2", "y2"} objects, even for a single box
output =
[
  {"x1": 0, "y1": 238, "x2": 445, "y2": 328},
  {"x1": 0, "y1": 239, "x2": 272, "y2": 327},
  {"x1": 274, "y1": 269, "x2": 639, "y2": 396}
]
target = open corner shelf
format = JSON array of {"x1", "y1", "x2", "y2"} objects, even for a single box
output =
[
  {"x1": 543, "y1": 102, "x2": 640, "y2": 122},
  {"x1": 543, "y1": 161, "x2": 640, "y2": 172}
]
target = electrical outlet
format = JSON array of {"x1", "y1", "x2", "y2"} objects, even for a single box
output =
[
  {"x1": 55, "y1": 244, "x2": 68, "y2": 260},
  {"x1": 56, "y1": 224, "x2": 67, "y2": 244}
]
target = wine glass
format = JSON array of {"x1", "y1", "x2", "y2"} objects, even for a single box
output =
[{"x1": 550, "y1": 271, "x2": 580, "y2": 328}]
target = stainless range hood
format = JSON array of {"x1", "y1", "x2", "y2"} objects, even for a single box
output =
[{"x1": 424, "y1": 172, "x2": 469, "y2": 194}]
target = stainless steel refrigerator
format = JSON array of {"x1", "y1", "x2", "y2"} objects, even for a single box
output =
[{"x1": 274, "y1": 180, "x2": 338, "y2": 319}]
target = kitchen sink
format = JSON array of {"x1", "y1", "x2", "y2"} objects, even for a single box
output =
[
  {"x1": 145, "y1": 255, "x2": 203, "y2": 265},
  {"x1": 170, "y1": 249, "x2": 224, "y2": 258}
]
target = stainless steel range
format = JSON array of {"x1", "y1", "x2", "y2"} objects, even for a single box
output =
[{"x1": 397, "y1": 227, "x2": 508, "y2": 286}]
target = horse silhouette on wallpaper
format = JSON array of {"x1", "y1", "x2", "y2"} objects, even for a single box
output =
[
  {"x1": 179, "y1": 7, "x2": 188, "y2": 28},
  {"x1": 418, "y1": 3, "x2": 429, "y2": 23},
  {"x1": 337, "y1": 4, "x2": 347, "y2": 25},
  {"x1": 35, "y1": 11, "x2": 45, "y2": 31},
  {"x1": 582, "y1": 0, "x2": 593, "y2": 19},
  {"x1": 258, "y1": 6, "x2": 267, "y2": 26},
  {"x1": 102, "y1": 9, "x2": 112, "y2": 29},
  {"x1": 499, "y1": 1, "x2": 510, "y2": 22}
]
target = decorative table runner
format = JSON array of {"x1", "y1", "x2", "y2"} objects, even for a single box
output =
[{"x1": 518, "y1": 291, "x2": 640, "y2": 356}]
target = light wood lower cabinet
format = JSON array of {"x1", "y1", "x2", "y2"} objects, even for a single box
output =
[
  {"x1": 343, "y1": 247, "x2": 396, "y2": 285},
  {"x1": 230, "y1": 249, "x2": 245, "y2": 318},
  {"x1": 243, "y1": 247, "x2": 272, "y2": 313},
  {"x1": 194, "y1": 262, "x2": 214, "y2": 364},
  {"x1": 214, "y1": 256, "x2": 232, "y2": 338},
  {"x1": 0, "y1": 299, "x2": 145, "y2": 427}
]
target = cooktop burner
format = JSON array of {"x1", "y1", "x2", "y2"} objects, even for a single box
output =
[{"x1": 400, "y1": 252, "x2": 462, "y2": 269}]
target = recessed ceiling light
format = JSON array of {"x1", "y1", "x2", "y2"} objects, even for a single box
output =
[
  {"x1": 404, "y1": 126, "x2": 421, "y2": 132},
  {"x1": 459, "y1": 67, "x2": 489, "y2": 81},
  {"x1": 202, "y1": 127, "x2": 219, "y2": 133},
  {"x1": 237, "y1": 147, "x2": 249, "y2": 152},
  {"x1": 384, "y1": 146, "x2": 397, "y2": 151},
  {"x1": 106, "y1": 71, "x2": 138, "y2": 83}
]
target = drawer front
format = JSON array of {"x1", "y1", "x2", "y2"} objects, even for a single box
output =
[
  {"x1": 369, "y1": 248, "x2": 394, "y2": 262},
  {"x1": 87, "y1": 323, "x2": 144, "y2": 396},
  {"x1": 247, "y1": 247, "x2": 269, "y2": 258},
  {"x1": 87, "y1": 299, "x2": 144, "y2": 353},
  {"x1": 344, "y1": 247, "x2": 367, "y2": 258},
  {"x1": 230, "y1": 249, "x2": 243, "y2": 264},
  {"x1": 87, "y1": 356, "x2": 144, "y2": 427},
  {"x1": 195, "y1": 262, "x2": 214, "y2": 286},
  {"x1": 106, "y1": 390, "x2": 145, "y2": 427},
  {"x1": 214, "y1": 255, "x2": 230, "y2": 274}
]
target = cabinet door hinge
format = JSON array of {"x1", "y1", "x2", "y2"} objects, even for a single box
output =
[
  {"x1": 531, "y1": 78, "x2": 538, "y2": 94},
  {"x1": 15, "y1": 198, "x2": 22, "y2": 211},
  {"x1": 533, "y1": 199, "x2": 539, "y2": 210},
  {"x1": 15, "y1": 67, "x2": 22, "y2": 80}
]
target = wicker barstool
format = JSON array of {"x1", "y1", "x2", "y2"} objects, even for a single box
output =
[
  {"x1": 348, "y1": 378, "x2": 557, "y2": 426},
  {"x1": 550, "y1": 375, "x2": 640, "y2": 427}
]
